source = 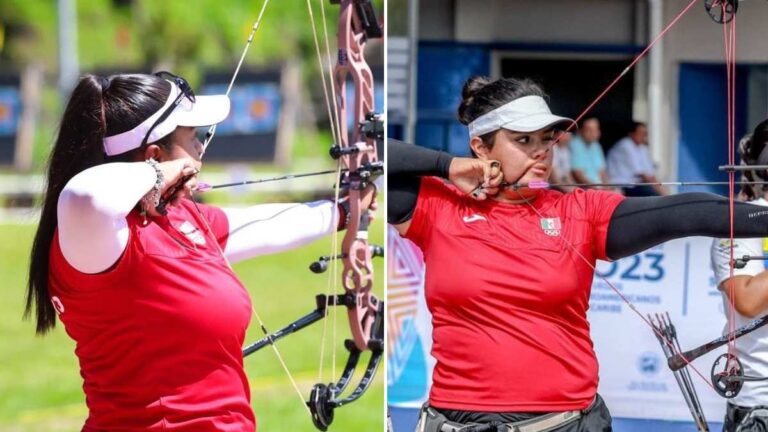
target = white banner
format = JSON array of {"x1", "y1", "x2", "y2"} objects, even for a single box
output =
[{"x1": 591, "y1": 237, "x2": 726, "y2": 422}]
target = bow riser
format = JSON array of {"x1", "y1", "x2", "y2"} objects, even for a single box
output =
[{"x1": 334, "y1": 0, "x2": 381, "y2": 352}]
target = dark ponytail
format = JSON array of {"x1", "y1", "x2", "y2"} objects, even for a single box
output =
[
  {"x1": 26, "y1": 73, "x2": 171, "y2": 334},
  {"x1": 457, "y1": 76, "x2": 548, "y2": 153}
]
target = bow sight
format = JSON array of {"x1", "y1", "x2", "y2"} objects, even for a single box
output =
[
  {"x1": 330, "y1": 113, "x2": 384, "y2": 160},
  {"x1": 330, "y1": 0, "x2": 383, "y2": 39},
  {"x1": 310, "y1": 244, "x2": 384, "y2": 274}
]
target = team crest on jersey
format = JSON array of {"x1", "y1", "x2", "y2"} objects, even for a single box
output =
[
  {"x1": 540, "y1": 217, "x2": 562, "y2": 237},
  {"x1": 51, "y1": 296, "x2": 65, "y2": 315},
  {"x1": 178, "y1": 221, "x2": 206, "y2": 246}
]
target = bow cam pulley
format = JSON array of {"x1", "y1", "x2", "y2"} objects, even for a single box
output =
[
  {"x1": 711, "y1": 353, "x2": 744, "y2": 398},
  {"x1": 704, "y1": 0, "x2": 738, "y2": 24}
]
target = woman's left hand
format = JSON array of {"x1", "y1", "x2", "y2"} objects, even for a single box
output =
[
  {"x1": 361, "y1": 183, "x2": 378, "y2": 224},
  {"x1": 338, "y1": 183, "x2": 378, "y2": 231}
]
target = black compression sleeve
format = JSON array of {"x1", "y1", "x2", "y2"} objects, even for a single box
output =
[
  {"x1": 388, "y1": 139, "x2": 454, "y2": 177},
  {"x1": 387, "y1": 139, "x2": 454, "y2": 224},
  {"x1": 388, "y1": 175, "x2": 421, "y2": 225},
  {"x1": 606, "y1": 193, "x2": 768, "y2": 260}
]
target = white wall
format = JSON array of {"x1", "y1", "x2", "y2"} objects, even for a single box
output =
[
  {"x1": 455, "y1": 0, "x2": 637, "y2": 44},
  {"x1": 418, "y1": 0, "x2": 455, "y2": 40},
  {"x1": 661, "y1": 0, "x2": 768, "y2": 181},
  {"x1": 416, "y1": 0, "x2": 768, "y2": 181}
]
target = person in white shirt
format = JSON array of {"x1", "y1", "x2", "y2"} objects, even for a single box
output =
[
  {"x1": 711, "y1": 120, "x2": 768, "y2": 432},
  {"x1": 607, "y1": 122, "x2": 668, "y2": 196}
]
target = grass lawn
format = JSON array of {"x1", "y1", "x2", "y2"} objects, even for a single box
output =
[{"x1": 0, "y1": 211, "x2": 384, "y2": 431}]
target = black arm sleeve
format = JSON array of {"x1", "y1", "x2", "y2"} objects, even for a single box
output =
[
  {"x1": 387, "y1": 139, "x2": 454, "y2": 225},
  {"x1": 606, "y1": 193, "x2": 768, "y2": 260}
]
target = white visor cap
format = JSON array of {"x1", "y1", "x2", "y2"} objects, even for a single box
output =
[
  {"x1": 467, "y1": 95, "x2": 575, "y2": 137},
  {"x1": 103, "y1": 80, "x2": 231, "y2": 156}
]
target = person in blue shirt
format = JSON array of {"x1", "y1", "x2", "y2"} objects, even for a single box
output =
[{"x1": 570, "y1": 117, "x2": 609, "y2": 187}]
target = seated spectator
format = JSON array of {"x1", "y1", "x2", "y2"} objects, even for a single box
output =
[
  {"x1": 607, "y1": 121, "x2": 668, "y2": 196},
  {"x1": 570, "y1": 117, "x2": 609, "y2": 187}
]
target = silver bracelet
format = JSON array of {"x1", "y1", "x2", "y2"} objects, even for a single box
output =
[{"x1": 143, "y1": 158, "x2": 165, "y2": 208}]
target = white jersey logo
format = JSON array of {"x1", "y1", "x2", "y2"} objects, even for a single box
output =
[
  {"x1": 462, "y1": 214, "x2": 487, "y2": 223},
  {"x1": 179, "y1": 221, "x2": 206, "y2": 245}
]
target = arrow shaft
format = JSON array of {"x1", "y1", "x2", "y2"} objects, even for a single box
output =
[
  {"x1": 719, "y1": 165, "x2": 768, "y2": 171},
  {"x1": 197, "y1": 169, "x2": 345, "y2": 191},
  {"x1": 509, "y1": 180, "x2": 768, "y2": 190}
]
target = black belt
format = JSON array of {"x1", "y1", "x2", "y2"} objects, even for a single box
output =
[{"x1": 417, "y1": 398, "x2": 598, "y2": 432}]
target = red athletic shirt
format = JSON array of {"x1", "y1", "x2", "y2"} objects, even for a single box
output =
[
  {"x1": 49, "y1": 199, "x2": 255, "y2": 431},
  {"x1": 405, "y1": 177, "x2": 624, "y2": 412}
]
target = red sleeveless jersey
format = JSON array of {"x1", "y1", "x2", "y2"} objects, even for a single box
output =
[
  {"x1": 49, "y1": 199, "x2": 255, "y2": 431},
  {"x1": 406, "y1": 177, "x2": 624, "y2": 412}
]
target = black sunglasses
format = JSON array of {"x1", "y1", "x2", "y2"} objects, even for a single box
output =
[{"x1": 140, "y1": 71, "x2": 196, "y2": 147}]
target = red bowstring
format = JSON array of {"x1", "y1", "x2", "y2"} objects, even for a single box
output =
[
  {"x1": 518, "y1": 0, "x2": 743, "y2": 393},
  {"x1": 565, "y1": 0, "x2": 699, "y2": 132},
  {"x1": 724, "y1": 8, "x2": 738, "y2": 358}
]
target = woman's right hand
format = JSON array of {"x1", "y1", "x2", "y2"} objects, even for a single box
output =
[
  {"x1": 448, "y1": 158, "x2": 504, "y2": 200},
  {"x1": 159, "y1": 158, "x2": 200, "y2": 200},
  {"x1": 143, "y1": 158, "x2": 200, "y2": 217}
]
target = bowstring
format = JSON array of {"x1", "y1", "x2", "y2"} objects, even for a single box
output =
[
  {"x1": 318, "y1": 0, "x2": 346, "y2": 385},
  {"x1": 190, "y1": 196, "x2": 310, "y2": 414},
  {"x1": 547, "y1": 0, "x2": 698, "y2": 158},
  {"x1": 724, "y1": 3, "x2": 738, "y2": 363},
  {"x1": 305, "y1": 0, "x2": 345, "y2": 387},
  {"x1": 563, "y1": 0, "x2": 699, "y2": 134},
  {"x1": 192, "y1": 0, "x2": 311, "y2": 415},
  {"x1": 202, "y1": 0, "x2": 270, "y2": 154}
]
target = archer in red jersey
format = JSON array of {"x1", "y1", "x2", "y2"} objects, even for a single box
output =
[
  {"x1": 25, "y1": 72, "x2": 374, "y2": 431},
  {"x1": 389, "y1": 76, "x2": 768, "y2": 432}
]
